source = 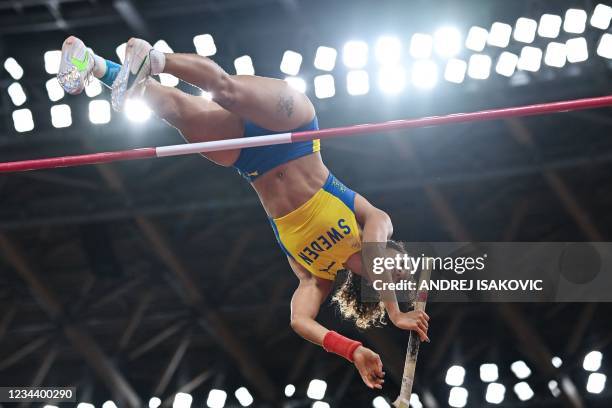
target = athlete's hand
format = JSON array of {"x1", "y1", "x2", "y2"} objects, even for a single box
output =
[
  {"x1": 390, "y1": 310, "x2": 430, "y2": 342},
  {"x1": 353, "y1": 346, "x2": 385, "y2": 389}
]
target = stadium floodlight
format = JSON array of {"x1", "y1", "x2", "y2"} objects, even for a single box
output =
[
  {"x1": 12, "y1": 108, "x2": 34, "y2": 133},
  {"x1": 410, "y1": 61, "x2": 436, "y2": 90},
  {"x1": 465, "y1": 26, "x2": 488, "y2": 52},
  {"x1": 193, "y1": 34, "x2": 217, "y2": 56},
  {"x1": 591, "y1": 4, "x2": 612, "y2": 30},
  {"x1": 586, "y1": 373, "x2": 606, "y2": 394},
  {"x1": 312, "y1": 402, "x2": 330, "y2": 408},
  {"x1": 4, "y1": 57, "x2": 24, "y2": 80},
  {"x1": 496, "y1": 51, "x2": 519, "y2": 77},
  {"x1": 343, "y1": 40, "x2": 368, "y2": 68},
  {"x1": 125, "y1": 99, "x2": 152, "y2": 123},
  {"x1": 410, "y1": 33, "x2": 433, "y2": 59},
  {"x1": 445, "y1": 365, "x2": 466, "y2": 386},
  {"x1": 544, "y1": 42, "x2": 567, "y2": 68},
  {"x1": 235, "y1": 387, "x2": 253, "y2": 407},
  {"x1": 116, "y1": 43, "x2": 127, "y2": 64},
  {"x1": 154, "y1": 40, "x2": 173, "y2": 53},
  {"x1": 76, "y1": 404, "x2": 94, "y2": 408},
  {"x1": 8, "y1": 82, "x2": 27, "y2": 106},
  {"x1": 564, "y1": 9, "x2": 588, "y2": 34},
  {"x1": 172, "y1": 392, "x2": 193, "y2": 408},
  {"x1": 45, "y1": 78, "x2": 64, "y2": 102},
  {"x1": 552, "y1": 356, "x2": 563, "y2": 368},
  {"x1": 467, "y1": 54, "x2": 492, "y2": 79},
  {"x1": 548, "y1": 380, "x2": 561, "y2": 398},
  {"x1": 480, "y1": 363, "x2": 499, "y2": 382},
  {"x1": 538, "y1": 14, "x2": 562, "y2": 38},
  {"x1": 149, "y1": 397, "x2": 162, "y2": 408},
  {"x1": 379, "y1": 64, "x2": 407, "y2": 93},
  {"x1": 346, "y1": 70, "x2": 369, "y2": 95},
  {"x1": 85, "y1": 80, "x2": 102, "y2": 97},
  {"x1": 434, "y1": 26, "x2": 462, "y2": 57},
  {"x1": 514, "y1": 17, "x2": 537, "y2": 43},
  {"x1": 284, "y1": 76, "x2": 306, "y2": 93},
  {"x1": 511, "y1": 360, "x2": 532, "y2": 379},
  {"x1": 43, "y1": 406, "x2": 59, "y2": 408},
  {"x1": 448, "y1": 387, "x2": 468, "y2": 408},
  {"x1": 488, "y1": 22, "x2": 512, "y2": 48},
  {"x1": 206, "y1": 389, "x2": 227, "y2": 408},
  {"x1": 513, "y1": 382, "x2": 534, "y2": 401},
  {"x1": 517, "y1": 46, "x2": 543, "y2": 72},
  {"x1": 583, "y1": 351, "x2": 603, "y2": 372},
  {"x1": 485, "y1": 383, "x2": 506, "y2": 404},
  {"x1": 566, "y1": 37, "x2": 589, "y2": 63},
  {"x1": 102, "y1": 401, "x2": 118, "y2": 408},
  {"x1": 89, "y1": 100, "x2": 111, "y2": 124},
  {"x1": 314, "y1": 74, "x2": 335, "y2": 99},
  {"x1": 284, "y1": 384, "x2": 296, "y2": 397},
  {"x1": 44, "y1": 50, "x2": 61, "y2": 74},
  {"x1": 372, "y1": 396, "x2": 391, "y2": 408},
  {"x1": 314, "y1": 46, "x2": 337, "y2": 71},
  {"x1": 598, "y1": 33, "x2": 612, "y2": 59},
  {"x1": 50, "y1": 104, "x2": 72, "y2": 128},
  {"x1": 306, "y1": 379, "x2": 327, "y2": 400},
  {"x1": 375, "y1": 36, "x2": 402, "y2": 65},
  {"x1": 280, "y1": 50, "x2": 303, "y2": 75},
  {"x1": 410, "y1": 394, "x2": 423, "y2": 408},
  {"x1": 444, "y1": 58, "x2": 467, "y2": 83},
  {"x1": 160, "y1": 73, "x2": 179, "y2": 87},
  {"x1": 234, "y1": 55, "x2": 255, "y2": 75}
]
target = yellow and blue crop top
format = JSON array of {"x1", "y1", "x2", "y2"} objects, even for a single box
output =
[
  {"x1": 269, "y1": 172, "x2": 362, "y2": 280},
  {"x1": 233, "y1": 117, "x2": 320, "y2": 181}
]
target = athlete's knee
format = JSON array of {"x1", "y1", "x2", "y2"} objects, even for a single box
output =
[{"x1": 211, "y1": 72, "x2": 238, "y2": 108}]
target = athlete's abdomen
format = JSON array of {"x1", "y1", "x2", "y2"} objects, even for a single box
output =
[{"x1": 253, "y1": 152, "x2": 328, "y2": 219}]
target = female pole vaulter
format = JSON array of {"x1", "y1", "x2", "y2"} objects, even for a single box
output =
[{"x1": 57, "y1": 36, "x2": 430, "y2": 389}]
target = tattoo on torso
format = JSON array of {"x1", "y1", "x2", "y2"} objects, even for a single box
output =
[{"x1": 277, "y1": 95, "x2": 294, "y2": 118}]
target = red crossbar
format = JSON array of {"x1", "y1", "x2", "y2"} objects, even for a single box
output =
[{"x1": 1, "y1": 95, "x2": 611, "y2": 173}]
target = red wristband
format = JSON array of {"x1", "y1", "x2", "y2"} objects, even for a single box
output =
[{"x1": 322, "y1": 331, "x2": 362, "y2": 362}]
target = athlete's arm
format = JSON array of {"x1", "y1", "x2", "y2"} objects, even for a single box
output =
[
  {"x1": 354, "y1": 194, "x2": 430, "y2": 342},
  {"x1": 288, "y1": 257, "x2": 334, "y2": 344},
  {"x1": 288, "y1": 258, "x2": 385, "y2": 389}
]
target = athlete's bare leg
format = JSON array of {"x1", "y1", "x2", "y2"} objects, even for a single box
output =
[
  {"x1": 142, "y1": 52, "x2": 316, "y2": 166},
  {"x1": 119, "y1": 38, "x2": 315, "y2": 166},
  {"x1": 143, "y1": 80, "x2": 243, "y2": 166},
  {"x1": 161, "y1": 53, "x2": 315, "y2": 132}
]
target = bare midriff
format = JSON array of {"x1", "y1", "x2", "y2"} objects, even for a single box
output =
[{"x1": 251, "y1": 152, "x2": 328, "y2": 219}]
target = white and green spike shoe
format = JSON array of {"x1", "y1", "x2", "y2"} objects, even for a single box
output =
[
  {"x1": 111, "y1": 38, "x2": 153, "y2": 111},
  {"x1": 57, "y1": 36, "x2": 95, "y2": 95}
]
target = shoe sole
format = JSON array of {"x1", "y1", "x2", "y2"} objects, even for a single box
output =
[
  {"x1": 111, "y1": 54, "x2": 131, "y2": 112},
  {"x1": 57, "y1": 40, "x2": 89, "y2": 95},
  {"x1": 112, "y1": 49, "x2": 149, "y2": 112}
]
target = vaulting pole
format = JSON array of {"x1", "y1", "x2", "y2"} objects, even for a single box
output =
[{"x1": 393, "y1": 265, "x2": 432, "y2": 408}]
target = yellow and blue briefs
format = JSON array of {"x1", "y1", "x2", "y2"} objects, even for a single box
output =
[
  {"x1": 269, "y1": 173, "x2": 362, "y2": 280},
  {"x1": 233, "y1": 117, "x2": 320, "y2": 181}
]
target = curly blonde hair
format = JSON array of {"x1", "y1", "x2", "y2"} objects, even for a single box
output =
[
  {"x1": 331, "y1": 270, "x2": 387, "y2": 329},
  {"x1": 332, "y1": 241, "x2": 414, "y2": 329}
]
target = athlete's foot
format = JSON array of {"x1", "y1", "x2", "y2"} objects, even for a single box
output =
[
  {"x1": 111, "y1": 38, "x2": 153, "y2": 111},
  {"x1": 57, "y1": 36, "x2": 95, "y2": 95}
]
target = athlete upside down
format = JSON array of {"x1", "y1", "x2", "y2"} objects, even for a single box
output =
[{"x1": 57, "y1": 36, "x2": 430, "y2": 389}]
